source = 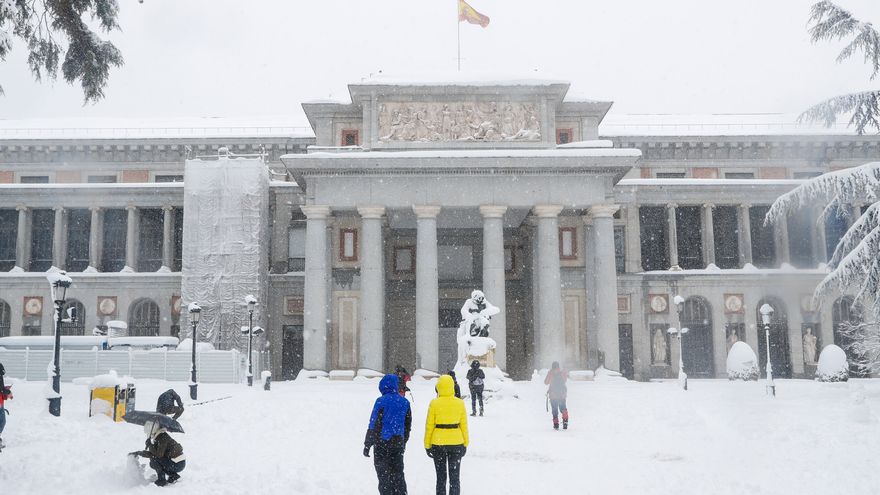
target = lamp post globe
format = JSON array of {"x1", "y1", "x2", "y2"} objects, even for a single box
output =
[
  {"x1": 47, "y1": 271, "x2": 73, "y2": 417},
  {"x1": 759, "y1": 303, "x2": 775, "y2": 397},
  {"x1": 188, "y1": 303, "x2": 201, "y2": 400}
]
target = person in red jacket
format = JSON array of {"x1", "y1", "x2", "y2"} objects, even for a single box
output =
[
  {"x1": 395, "y1": 366, "x2": 411, "y2": 398},
  {"x1": 0, "y1": 362, "x2": 11, "y2": 449},
  {"x1": 544, "y1": 361, "x2": 569, "y2": 430}
]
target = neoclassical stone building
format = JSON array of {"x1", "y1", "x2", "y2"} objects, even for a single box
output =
[{"x1": 1, "y1": 77, "x2": 878, "y2": 380}]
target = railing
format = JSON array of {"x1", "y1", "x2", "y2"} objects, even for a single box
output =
[{"x1": 0, "y1": 126, "x2": 314, "y2": 140}]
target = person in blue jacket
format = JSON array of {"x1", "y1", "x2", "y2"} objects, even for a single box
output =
[{"x1": 364, "y1": 374, "x2": 412, "y2": 494}]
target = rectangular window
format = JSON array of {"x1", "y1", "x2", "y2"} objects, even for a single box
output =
[
  {"x1": 87, "y1": 175, "x2": 117, "y2": 183},
  {"x1": 749, "y1": 205, "x2": 776, "y2": 268},
  {"x1": 614, "y1": 225, "x2": 626, "y2": 274},
  {"x1": 713, "y1": 206, "x2": 740, "y2": 268},
  {"x1": 559, "y1": 227, "x2": 577, "y2": 260},
  {"x1": 504, "y1": 246, "x2": 515, "y2": 273},
  {"x1": 22, "y1": 316, "x2": 41, "y2": 336},
  {"x1": 824, "y1": 209, "x2": 849, "y2": 261},
  {"x1": 65, "y1": 209, "x2": 91, "y2": 272},
  {"x1": 393, "y1": 246, "x2": 415, "y2": 274},
  {"x1": 102, "y1": 209, "x2": 127, "y2": 272},
  {"x1": 173, "y1": 209, "x2": 183, "y2": 271},
  {"x1": 794, "y1": 171, "x2": 822, "y2": 179},
  {"x1": 20, "y1": 176, "x2": 49, "y2": 183},
  {"x1": 341, "y1": 129, "x2": 359, "y2": 146},
  {"x1": 155, "y1": 175, "x2": 184, "y2": 183},
  {"x1": 438, "y1": 245, "x2": 474, "y2": 281},
  {"x1": 656, "y1": 172, "x2": 686, "y2": 179},
  {"x1": 788, "y1": 208, "x2": 814, "y2": 268},
  {"x1": 29, "y1": 209, "x2": 54, "y2": 272},
  {"x1": 725, "y1": 172, "x2": 755, "y2": 179},
  {"x1": 288, "y1": 226, "x2": 306, "y2": 272},
  {"x1": 339, "y1": 228, "x2": 358, "y2": 261},
  {"x1": 556, "y1": 128, "x2": 573, "y2": 145},
  {"x1": 0, "y1": 209, "x2": 17, "y2": 271},
  {"x1": 639, "y1": 206, "x2": 669, "y2": 271},
  {"x1": 676, "y1": 206, "x2": 703, "y2": 269},
  {"x1": 138, "y1": 209, "x2": 164, "y2": 272}
]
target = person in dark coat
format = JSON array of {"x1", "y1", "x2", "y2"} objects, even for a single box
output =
[
  {"x1": 364, "y1": 374, "x2": 412, "y2": 495},
  {"x1": 544, "y1": 361, "x2": 569, "y2": 430},
  {"x1": 156, "y1": 389, "x2": 184, "y2": 419},
  {"x1": 394, "y1": 366, "x2": 411, "y2": 398},
  {"x1": 447, "y1": 371, "x2": 462, "y2": 399},
  {"x1": 131, "y1": 420, "x2": 186, "y2": 486},
  {"x1": 465, "y1": 360, "x2": 485, "y2": 417},
  {"x1": 0, "y1": 362, "x2": 10, "y2": 449}
]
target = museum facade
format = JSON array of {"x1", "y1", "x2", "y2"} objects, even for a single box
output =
[{"x1": 0, "y1": 78, "x2": 877, "y2": 381}]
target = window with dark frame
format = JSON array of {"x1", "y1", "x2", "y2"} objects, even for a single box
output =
[
  {"x1": 393, "y1": 246, "x2": 415, "y2": 274},
  {"x1": 173, "y1": 209, "x2": 183, "y2": 271},
  {"x1": 339, "y1": 228, "x2": 358, "y2": 262},
  {"x1": 102, "y1": 209, "x2": 127, "y2": 272},
  {"x1": 29, "y1": 209, "x2": 54, "y2": 272},
  {"x1": 556, "y1": 128, "x2": 573, "y2": 145},
  {"x1": 712, "y1": 206, "x2": 740, "y2": 268},
  {"x1": 65, "y1": 209, "x2": 91, "y2": 272},
  {"x1": 87, "y1": 175, "x2": 117, "y2": 183},
  {"x1": 725, "y1": 172, "x2": 755, "y2": 179},
  {"x1": 639, "y1": 206, "x2": 669, "y2": 271},
  {"x1": 138, "y1": 209, "x2": 164, "y2": 272},
  {"x1": 788, "y1": 208, "x2": 814, "y2": 268},
  {"x1": 341, "y1": 129, "x2": 359, "y2": 147},
  {"x1": 614, "y1": 226, "x2": 626, "y2": 274},
  {"x1": 288, "y1": 226, "x2": 306, "y2": 272},
  {"x1": 559, "y1": 227, "x2": 577, "y2": 260},
  {"x1": 504, "y1": 246, "x2": 516, "y2": 273},
  {"x1": 0, "y1": 210, "x2": 17, "y2": 271},
  {"x1": 749, "y1": 205, "x2": 776, "y2": 268},
  {"x1": 656, "y1": 172, "x2": 686, "y2": 179},
  {"x1": 20, "y1": 176, "x2": 49, "y2": 183},
  {"x1": 155, "y1": 175, "x2": 184, "y2": 183},
  {"x1": 676, "y1": 206, "x2": 703, "y2": 269}
]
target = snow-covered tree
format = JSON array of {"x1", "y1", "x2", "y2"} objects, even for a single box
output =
[
  {"x1": 799, "y1": 1, "x2": 880, "y2": 134},
  {"x1": 0, "y1": 0, "x2": 124, "y2": 102}
]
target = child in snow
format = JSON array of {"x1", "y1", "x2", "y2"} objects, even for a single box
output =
[
  {"x1": 131, "y1": 420, "x2": 187, "y2": 486},
  {"x1": 156, "y1": 389, "x2": 185, "y2": 419},
  {"x1": 363, "y1": 374, "x2": 412, "y2": 495},
  {"x1": 425, "y1": 374, "x2": 469, "y2": 495},
  {"x1": 466, "y1": 360, "x2": 485, "y2": 417},
  {"x1": 0, "y1": 362, "x2": 11, "y2": 449},
  {"x1": 395, "y1": 366, "x2": 411, "y2": 398},
  {"x1": 544, "y1": 361, "x2": 569, "y2": 430}
]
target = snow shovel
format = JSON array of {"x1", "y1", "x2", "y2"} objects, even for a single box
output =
[{"x1": 545, "y1": 391, "x2": 549, "y2": 412}]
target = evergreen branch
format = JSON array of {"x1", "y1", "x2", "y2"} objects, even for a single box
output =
[
  {"x1": 798, "y1": 90, "x2": 880, "y2": 134},
  {"x1": 808, "y1": 1, "x2": 880, "y2": 79}
]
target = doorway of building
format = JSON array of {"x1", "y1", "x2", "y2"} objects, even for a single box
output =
[
  {"x1": 281, "y1": 325, "x2": 304, "y2": 380},
  {"x1": 439, "y1": 308, "x2": 461, "y2": 373},
  {"x1": 618, "y1": 324, "x2": 634, "y2": 379},
  {"x1": 680, "y1": 297, "x2": 715, "y2": 376},
  {"x1": 755, "y1": 297, "x2": 792, "y2": 378}
]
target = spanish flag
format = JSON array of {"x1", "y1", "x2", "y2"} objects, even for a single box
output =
[{"x1": 459, "y1": 0, "x2": 490, "y2": 28}]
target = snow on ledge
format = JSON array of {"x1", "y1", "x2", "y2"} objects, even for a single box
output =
[
  {"x1": 292, "y1": 148, "x2": 641, "y2": 160},
  {"x1": 557, "y1": 140, "x2": 613, "y2": 148}
]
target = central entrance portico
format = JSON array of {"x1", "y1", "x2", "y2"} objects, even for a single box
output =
[{"x1": 282, "y1": 79, "x2": 640, "y2": 375}]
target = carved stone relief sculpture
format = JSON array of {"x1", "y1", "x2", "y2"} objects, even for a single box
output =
[{"x1": 377, "y1": 101, "x2": 542, "y2": 143}]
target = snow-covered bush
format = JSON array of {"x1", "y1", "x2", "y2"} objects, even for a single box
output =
[
  {"x1": 726, "y1": 341, "x2": 759, "y2": 381},
  {"x1": 816, "y1": 345, "x2": 850, "y2": 382}
]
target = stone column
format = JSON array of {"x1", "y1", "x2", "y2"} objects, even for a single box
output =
[
  {"x1": 775, "y1": 214, "x2": 790, "y2": 265},
  {"x1": 667, "y1": 204, "x2": 679, "y2": 269},
  {"x1": 582, "y1": 215, "x2": 599, "y2": 368},
  {"x1": 162, "y1": 206, "x2": 175, "y2": 270},
  {"x1": 623, "y1": 206, "x2": 641, "y2": 273},
  {"x1": 591, "y1": 204, "x2": 621, "y2": 371},
  {"x1": 534, "y1": 204, "x2": 564, "y2": 369},
  {"x1": 414, "y1": 205, "x2": 441, "y2": 371},
  {"x1": 813, "y1": 208, "x2": 828, "y2": 265},
  {"x1": 738, "y1": 204, "x2": 753, "y2": 266},
  {"x1": 52, "y1": 206, "x2": 66, "y2": 269},
  {"x1": 15, "y1": 206, "x2": 30, "y2": 270},
  {"x1": 125, "y1": 205, "x2": 138, "y2": 271},
  {"x1": 302, "y1": 205, "x2": 332, "y2": 370},
  {"x1": 89, "y1": 207, "x2": 102, "y2": 270},
  {"x1": 357, "y1": 205, "x2": 386, "y2": 371},
  {"x1": 701, "y1": 203, "x2": 716, "y2": 267},
  {"x1": 480, "y1": 204, "x2": 507, "y2": 370}
]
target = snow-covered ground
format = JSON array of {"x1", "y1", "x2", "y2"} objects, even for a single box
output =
[{"x1": 2, "y1": 376, "x2": 879, "y2": 494}]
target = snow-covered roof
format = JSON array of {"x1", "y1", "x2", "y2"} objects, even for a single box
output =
[
  {"x1": 297, "y1": 148, "x2": 641, "y2": 160},
  {"x1": 0, "y1": 117, "x2": 314, "y2": 141},
  {"x1": 600, "y1": 113, "x2": 858, "y2": 137},
  {"x1": 351, "y1": 72, "x2": 570, "y2": 87}
]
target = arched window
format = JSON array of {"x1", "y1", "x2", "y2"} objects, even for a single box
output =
[
  {"x1": 833, "y1": 296, "x2": 867, "y2": 377},
  {"x1": 60, "y1": 299, "x2": 86, "y2": 336},
  {"x1": 755, "y1": 297, "x2": 792, "y2": 378},
  {"x1": 680, "y1": 297, "x2": 714, "y2": 376},
  {"x1": 128, "y1": 299, "x2": 160, "y2": 336},
  {"x1": 0, "y1": 299, "x2": 10, "y2": 337}
]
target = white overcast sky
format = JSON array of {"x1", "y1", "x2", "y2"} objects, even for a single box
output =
[{"x1": 0, "y1": 0, "x2": 877, "y2": 125}]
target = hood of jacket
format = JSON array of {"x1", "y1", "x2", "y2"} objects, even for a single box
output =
[
  {"x1": 379, "y1": 374, "x2": 399, "y2": 395},
  {"x1": 436, "y1": 374, "x2": 455, "y2": 397}
]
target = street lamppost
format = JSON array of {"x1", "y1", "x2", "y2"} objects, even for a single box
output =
[
  {"x1": 243, "y1": 295, "x2": 261, "y2": 386},
  {"x1": 760, "y1": 303, "x2": 775, "y2": 397},
  {"x1": 47, "y1": 271, "x2": 73, "y2": 416},
  {"x1": 188, "y1": 303, "x2": 201, "y2": 400},
  {"x1": 668, "y1": 295, "x2": 688, "y2": 391}
]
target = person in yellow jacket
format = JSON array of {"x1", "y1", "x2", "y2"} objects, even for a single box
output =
[{"x1": 424, "y1": 374, "x2": 469, "y2": 495}]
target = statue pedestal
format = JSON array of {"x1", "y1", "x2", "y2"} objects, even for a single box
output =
[{"x1": 466, "y1": 348, "x2": 496, "y2": 368}]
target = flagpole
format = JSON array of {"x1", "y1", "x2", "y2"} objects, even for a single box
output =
[{"x1": 457, "y1": 2, "x2": 461, "y2": 72}]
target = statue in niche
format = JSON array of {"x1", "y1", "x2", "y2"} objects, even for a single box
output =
[
  {"x1": 803, "y1": 327, "x2": 818, "y2": 364},
  {"x1": 727, "y1": 328, "x2": 740, "y2": 352},
  {"x1": 652, "y1": 327, "x2": 668, "y2": 365}
]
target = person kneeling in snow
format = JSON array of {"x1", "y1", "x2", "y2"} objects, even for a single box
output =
[
  {"x1": 132, "y1": 420, "x2": 186, "y2": 486},
  {"x1": 364, "y1": 374, "x2": 412, "y2": 495},
  {"x1": 156, "y1": 389, "x2": 184, "y2": 420}
]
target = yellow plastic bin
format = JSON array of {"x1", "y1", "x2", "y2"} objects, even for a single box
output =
[{"x1": 88, "y1": 373, "x2": 136, "y2": 422}]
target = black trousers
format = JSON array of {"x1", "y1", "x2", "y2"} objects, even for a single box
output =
[
  {"x1": 550, "y1": 398, "x2": 569, "y2": 424},
  {"x1": 149, "y1": 458, "x2": 185, "y2": 480},
  {"x1": 469, "y1": 386, "x2": 484, "y2": 413},
  {"x1": 431, "y1": 445, "x2": 465, "y2": 495},
  {"x1": 374, "y1": 446, "x2": 407, "y2": 495}
]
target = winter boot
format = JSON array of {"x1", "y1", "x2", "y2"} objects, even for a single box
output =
[
  {"x1": 470, "y1": 411, "x2": 476, "y2": 417},
  {"x1": 154, "y1": 478, "x2": 168, "y2": 487},
  {"x1": 553, "y1": 420, "x2": 559, "y2": 430},
  {"x1": 479, "y1": 408, "x2": 483, "y2": 417},
  {"x1": 168, "y1": 472, "x2": 181, "y2": 484},
  {"x1": 563, "y1": 420, "x2": 568, "y2": 430}
]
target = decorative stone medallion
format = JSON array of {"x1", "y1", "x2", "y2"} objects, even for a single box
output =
[
  {"x1": 649, "y1": 294, "x2": 668, "y2": 314},
  {"x1": 23, "y1": 296, "x2": 42, "y2": 315},
  {"x1": 724, "y1": 294, "x2": 744, "y2": 314}
]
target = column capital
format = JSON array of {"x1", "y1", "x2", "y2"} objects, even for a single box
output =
[
  {"x1": 301, "y1": 205, "x2": 332, "y2": 219},
  {"x1": 479, "y1": 205, "x2": 507, "y2": 218},
  {"x1": 162, "y1": 205, "x2": 175, "y2": 212},
  {"x1": 740, "y1": 203, "x2": 752, "y2": 210},
  {"x1": 125, "y1": 204, "x2": 138, "y2": 212},
  {"x1": 588, "y1": 204, "x2": 619, "y2": 219},
  {"x1": 15, "y1": 205, "x2": 28, "y2": 212},
  {"x1": 703, "y1": 203, "x2": 715, "y2": 209},
  {"x1": 666, "y1": 203, "x2": 678, "y2": 209},
  {"x1": 53, "y1": 205, "x2": 65, "y2": 212},
  {"x1": 533, "y1": 204, "x2": 563, "y2": 218},
  {"x1": 357, "y1": 205, "x2": 386, "y2": 219},
  {"x1": 89, "y1": 206, "x2": 102, "y2": 213},
  {"x1": 413, "y1": 205, "x2": 442, "y2": 219}
]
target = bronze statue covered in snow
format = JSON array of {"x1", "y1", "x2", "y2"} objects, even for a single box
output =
[{"x1": 457, "y1": 291, "x2": 500, "y2": 367}]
